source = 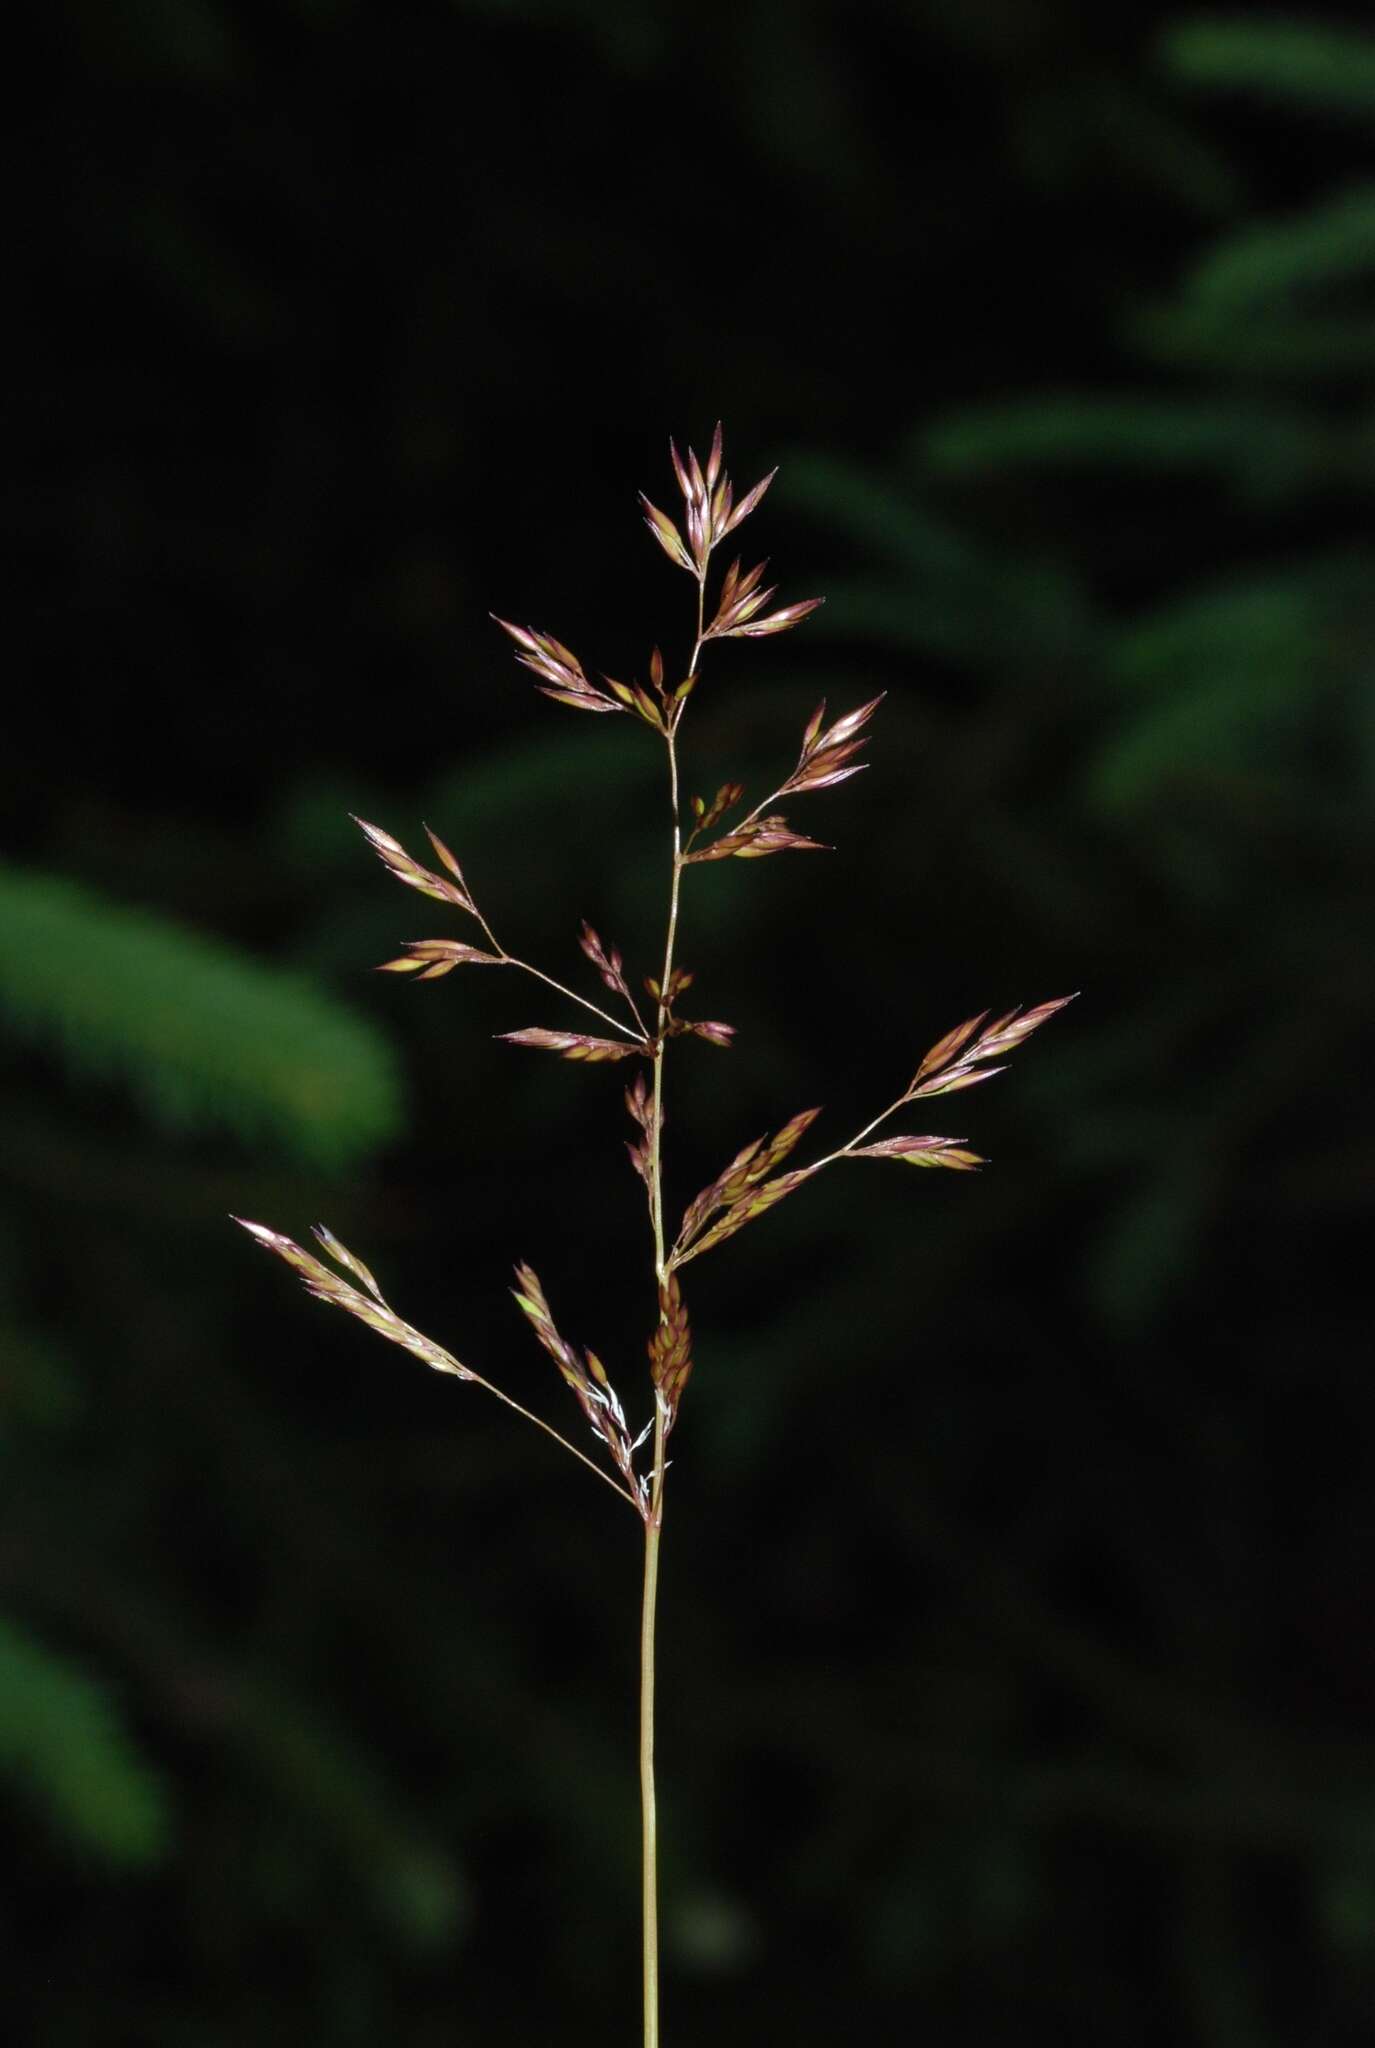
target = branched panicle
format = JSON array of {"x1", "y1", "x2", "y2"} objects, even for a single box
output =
[
  {"x1": 238, "y1": 418, "x2": 1074, "y2": 2048},
  {"x1": 512, "y1": 1264, "x2": 647, "y2": 1511},
  {"x1": 246, "y1": 423, "x2": 1071, "y2": 1454}
]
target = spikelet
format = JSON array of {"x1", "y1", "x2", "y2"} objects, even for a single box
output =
[
  {"x1": 673, "y1": 1167, "x2": 818, "y2": 1268},
  {"x1": 647, "y1": 1272, "x2": 692, "y2": 1426},
  {"x1": 377, "y1": 939, "x2": 502, "y2": 978},
  {"x1": 906, "y1": 996, "x2": 1077, "y2": 1100},
  {"x1": 704, "y1": 556, "x2": 824, "y2": 642},
  {"x1": 780, "y1": 695, "x2": 884, "y2": 796},
  {"x1": 500, "y1": 1027, "x2": 647, "y2": 1062},
  {"x1": 491, "y1": 617, "x2": 624, "y2": 714},
  {"x1": 647, "y1": 426, "x2": 800, "y2": 586},
  {"x1": 668, "y1": 1018, "x2": 735, "y2": 1047},
  {"x1": 352, "y1": 817, "x2": 477, "y2": 913},
  {"x1": 850, "y1": 1134, "x2": 984, "y2": 1170},
  {"x1": 686, "y1": 782, "x2": 745, "y2": 848},
  {"x1": 678, "y1": 1107, "x2": 822, "y2": 1251},
  {"x1": 601, "y1": 672, "x2": 666, "y2": 730},
  {"x1": 644, "y1": 966, "x2": 694, "y2": 1006},
  {"x1": 579, "y1": 922, "x2": 633, "y2": 1004},
  {"x1": 638, "y1": 493, "x2": 696, "y2": 575},
  {"x1": 684, "y1": 816, "x2": 826, "y2": 864},
  {"x1": 624, "y1": 1071, "x2": 657, "y2": 1190},
  {"x1": 233, "y1": 1220, "x2": 475, "y2": 1382},
  {"x1": 710, "y1": 597, "x2": 824, "y2": 641}
]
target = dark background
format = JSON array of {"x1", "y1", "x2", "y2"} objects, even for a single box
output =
[{"x1": 6, "y1": 2, "x2": 1375, "y2": 2043}]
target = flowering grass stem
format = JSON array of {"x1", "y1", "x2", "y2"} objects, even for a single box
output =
[{"x1": 235, "y1": 423, "x2": 1070, "y2": 2048}]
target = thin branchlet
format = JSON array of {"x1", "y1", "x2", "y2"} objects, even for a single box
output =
[{"x1": 236, "y1": 423, "x2": 1072, "y2": 2048}]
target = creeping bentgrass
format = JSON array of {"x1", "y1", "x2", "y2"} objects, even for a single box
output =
[{"x1": 237, "y1": 426, "x2": 1071, "y2": 2045}]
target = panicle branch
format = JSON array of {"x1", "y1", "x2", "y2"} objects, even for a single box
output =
[
  {"x1": 512, "y1": 1264, "x2": 649, "y2": 1514},
  {"x1": 235, "y1": 1221, "x2": 640, "y2": 1509},
  {"x1": 666, "y1": 993, "x2": 1075, "y2": 1271},
  {"x1": 233, "y1": 1217, "x2": 475, "y2": 1379}
]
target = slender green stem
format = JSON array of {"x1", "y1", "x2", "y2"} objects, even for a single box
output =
[
  {"x1": 501, "y1": 953, "x2": 647, "y2": 1042},
  {"x1": 808, "y1": 1087, "x2": 912, "y2": 1171},
  {"x1": 641, "y1": 566, "x2": 707, "y2": 2048},
  {"x1": 468, "y1": 1372, "x2": 642, "y2": 1509},
  {"x1": 470, "y1": 898, "x2": 647, "y2": 1043},
  {"x1": 648, "y1": 573, "x2": 702, "y2": 1275},
  {"x1": 640, "y1": 1397, "x2": 668, "y2": 2048},
  {"x1": 649, "y1": 730, "x2": 683, "y2": 1274}
]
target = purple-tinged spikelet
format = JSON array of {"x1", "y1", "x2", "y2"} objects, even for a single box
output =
[
  {"x1": 233, "y1": 1219, "x2": 476, "y2": 1381},
  {"x1": 648, "y1": 1272, "x2": 692, "y2": 1426},
  {"x1": 512, "y1": 1264, "x2": 647, "y2": 1510},
  {"x1": 500, "y1": 1027, "x2": 647, "y2": 1062}
]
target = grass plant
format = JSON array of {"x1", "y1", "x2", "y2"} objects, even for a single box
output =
[{"x1": 237, "y1": 426, "x2": 1070, "y2": 2044}]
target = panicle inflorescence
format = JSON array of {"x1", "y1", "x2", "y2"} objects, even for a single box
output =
[{"x1": 239, "y1": 422, "x2": 1071, "y2": 1513}]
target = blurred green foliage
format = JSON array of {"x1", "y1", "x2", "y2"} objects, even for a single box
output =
[
  {"x1": 0, "y1": 1616, "x2": 168, "y2": 1864},
  {"x1": 0, "y1": 866, "x2": 402, "y2": 1164},
  {"x1": 1164, "y1": 16, "x2": 1375, "y2": 117}
]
